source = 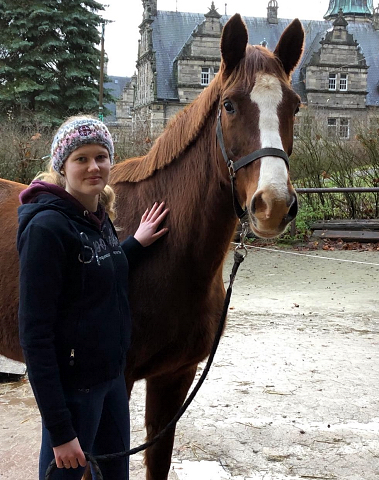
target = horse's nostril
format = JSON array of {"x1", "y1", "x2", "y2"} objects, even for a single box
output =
[
  {"x1": 251, "y1": 195, "x2": 256, "y2": 214},
  {"x1": 286, "y1": 194, "x2": 298, "y2": 222},
  {"x1": 251, "y1": 191, "x2": 263, "y2": 215}
]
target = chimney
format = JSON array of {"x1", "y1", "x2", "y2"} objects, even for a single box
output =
[{"x1": 267, "y1": 0, "x2": 278, "y2": 24}]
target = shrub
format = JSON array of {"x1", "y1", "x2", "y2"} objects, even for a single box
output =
[{"x1": 0, "y1": 121, "x2": 51, "y2": 184}]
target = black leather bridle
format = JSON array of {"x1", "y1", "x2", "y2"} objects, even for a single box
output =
[{"x1": 216, "y1": 108, "x2": 290, "y2": 219}]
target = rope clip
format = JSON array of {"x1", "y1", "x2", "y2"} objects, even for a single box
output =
[{"x1": 234, "y1": 220, "x2": 249, "y2": 258}]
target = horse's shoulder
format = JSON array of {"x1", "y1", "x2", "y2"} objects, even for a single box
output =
[{"x1": 0, "y1": 178, "x2": 26, "y2": 205}]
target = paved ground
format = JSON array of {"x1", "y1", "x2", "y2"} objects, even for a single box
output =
[{"x1": 1, "y1": 245, "x2": 379, "y2": 479}]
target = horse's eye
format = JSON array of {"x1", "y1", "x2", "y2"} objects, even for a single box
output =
[{"x1": 223, "y1": 101, "x2": 235, "y2": 113}]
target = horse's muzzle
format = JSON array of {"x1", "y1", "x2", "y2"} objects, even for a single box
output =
[{"x1": 249, "y1": 190, "x2": 298, "y2": 238}]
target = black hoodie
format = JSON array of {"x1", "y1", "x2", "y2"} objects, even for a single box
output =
[{"x1": 17, "y1": 181, "x2": 143, "y2": 447}]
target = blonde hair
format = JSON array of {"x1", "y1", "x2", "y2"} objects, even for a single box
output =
[{"x1": 35, "y1": 115, "x2": 117, "y2": 221}]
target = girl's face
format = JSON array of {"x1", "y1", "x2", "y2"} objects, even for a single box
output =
[{"x1": 62, "y1": 144, "x2": 111, "y2": 208}]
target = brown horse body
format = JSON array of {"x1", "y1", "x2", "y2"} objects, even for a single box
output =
[{"x1": 0, "y1": 15, "x2": 304, "y2": 480}]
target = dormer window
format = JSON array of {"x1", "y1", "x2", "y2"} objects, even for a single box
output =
[
  {"x1": 329, "y1": 72, "x2": 348, "y2": 92},
  {"x1": 340, "y1": 73, "x2": 348, "y2": 91},
  {"x1": 201, "y1": 67, "x2": 211, "y2": 85},
  {"x1": 329, "y1": 73, "x2": 337, "y2": 91},
  {"x1": 200, "y1": 66, "x2": 219, "y2": 86},
  {"x1": 201, "y1": 67, "x2": 210, "y2": 86}
]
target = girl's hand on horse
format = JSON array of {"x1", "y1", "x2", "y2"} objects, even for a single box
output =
[
  {"x1": 134, "y1": 201, "x2": 169, "y2": 247},
  {"x1": 53, "y1": 437, "x2": 87, "y2": 469}
]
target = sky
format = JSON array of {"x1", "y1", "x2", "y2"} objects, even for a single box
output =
[{"x1": 100, "y1": 0, "x2": 330, "y2": 77}]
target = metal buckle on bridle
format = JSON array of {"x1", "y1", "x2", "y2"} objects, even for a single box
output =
[{"x1": 235, "y1": 220, "x2": 248, "y2": 258}]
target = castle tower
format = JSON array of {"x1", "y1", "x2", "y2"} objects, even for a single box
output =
[
  {"x1": 373, "y1": 3, "x2": 379, "y2": 28},
  {"x1": 142, "y1": 0, "x2": 157, "y2": 19},
  {"x1": 324, "y1": 0, "x2": 373, "y2": 21}
]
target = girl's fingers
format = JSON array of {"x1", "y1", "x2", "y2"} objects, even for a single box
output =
[
  {"x1": 153, "y1": 209, "x2": 169, "y2": 225},
  {"x1": 144, "y1": 203, "x2": 167, "y2": 223},
  {"x1": 143, "y1": 204, "x2": 155, "y2": 222},
  {"x1": 147, "y1": 202, "x2": 164, "y2": 220},
  {"x1": 141, "y1": 208, "x2": 149, "y2": 222},
  {"x1": 150, "y1": 228, "x2": 169, "y2": 242}
]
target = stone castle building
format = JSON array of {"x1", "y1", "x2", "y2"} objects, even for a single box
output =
[{"x1": 114, "y1": 0, "x2": 379, "y2": 140}]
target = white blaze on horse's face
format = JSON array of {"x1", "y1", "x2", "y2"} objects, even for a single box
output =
[
  {"x1": 249, "y1": 73, "x2": 295, "y2": 237},
  {"x1": 250, "y1": 73, "x2": 288, "y2": 196}
]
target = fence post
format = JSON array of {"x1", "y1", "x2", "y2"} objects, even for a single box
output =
[{"x1": 290, "y1": 218, "x2": 296, "y2": 237}]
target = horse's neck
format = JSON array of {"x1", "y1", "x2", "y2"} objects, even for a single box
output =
[{"x1": 158, "y1": 118, "x2": 237, "y2": 266}]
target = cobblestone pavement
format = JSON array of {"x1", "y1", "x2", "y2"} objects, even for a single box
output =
[{"x1": 1, "y1": 247, "x2": 379, "y2": 479}]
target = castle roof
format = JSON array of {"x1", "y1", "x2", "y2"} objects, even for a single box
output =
[
  {"x1": 104, "y1": 76, "x2": 130, "y2": 120},
  {"x1": 151, "y1": 10, "x2": 379, "y2": 106}
]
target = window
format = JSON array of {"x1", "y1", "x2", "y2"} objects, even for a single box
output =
[
  {"x1": 340, "y1": 74, "x2": 348, "y2": 91},
  {"x1": 201, "y1": 67, "x2": 210, "y2": 86},
  {"x1": 328, "y1": 118, "x2": 350, "y2": 139},
  {"x1": 328, "y1": 118, "x2": 337, "y2": 137},
  {"x1": 340, "y1": 118, "x2": 349, "y2": 138},
  {"x1": 329, "y1": 73, "x2": 336, "y2": 91},
  {"x1": 293, "y1": 116, "x2": 315, "y2": 138},
  {"x1": 213, "y1": 66, "x2": 220, "y2": 74}
]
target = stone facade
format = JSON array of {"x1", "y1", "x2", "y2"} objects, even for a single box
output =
[
  {"x1": 305, "y1": 13, "x2": 368, "y2": 112},
  {"x1": 112, "y1": 74, "x2": 136, "y2": 127},
  {"x1": 111, "y1": 0, "x2": 379, "y2": 141},
  {"x1": 294, "y1": 9, "x2": 370, "y2": 139},
  {"x1": 175, "y1": 6, "x2": 222, "y2": 104}
]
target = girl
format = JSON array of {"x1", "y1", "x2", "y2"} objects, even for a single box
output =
[{"x1": 17, "y1": 116, "x2": 169, "y2": 479}]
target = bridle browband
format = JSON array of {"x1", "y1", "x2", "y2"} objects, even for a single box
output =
[{"x1": 216, "y1": 108, "x2": 290, "y2": 219}]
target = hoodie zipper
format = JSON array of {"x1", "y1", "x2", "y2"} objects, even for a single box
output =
[{"x1": 69, "y1": 348, "x2": 75, "y2": 366}]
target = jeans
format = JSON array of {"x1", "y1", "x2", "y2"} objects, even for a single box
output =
[{"x1": 39, "y1": 374, "x2": 130, "y2": 480}]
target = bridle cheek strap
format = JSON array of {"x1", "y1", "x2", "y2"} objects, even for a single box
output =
[{"x1": 216, "y1": 110, "x2": 290, "y2": 219}]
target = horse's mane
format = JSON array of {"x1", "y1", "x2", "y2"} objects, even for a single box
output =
[
  {"x1": 111, "y1": 45, "x2": 288, "y2": 185},
  {"x1": 110, "y1": 77, "x2": 221, "y2": 184}
]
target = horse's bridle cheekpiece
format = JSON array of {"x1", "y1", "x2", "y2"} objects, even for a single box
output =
[{"x1": 216, "y1": 109, "x2": 290, "y2": 219}]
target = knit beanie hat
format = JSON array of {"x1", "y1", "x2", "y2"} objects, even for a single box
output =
[{"x1": 51, "y1": 117, "x2": 114, "y2": 174}]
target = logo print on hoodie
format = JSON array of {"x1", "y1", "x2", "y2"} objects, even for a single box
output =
[{"x1": 80, "y1": 227, "x2": 121, "y2": 265}]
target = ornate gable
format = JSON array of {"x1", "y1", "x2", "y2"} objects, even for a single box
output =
[
  {"x1": 174, "y1": 3, "x2": 223, "y2": 103},
  {"x1": 305, "y1": 9, "x2": 368, "y2": 110}
]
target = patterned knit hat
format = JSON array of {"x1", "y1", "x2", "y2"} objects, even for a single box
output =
[{"x1": 51, "y1": 117, "x2": 114, "y2": 174}]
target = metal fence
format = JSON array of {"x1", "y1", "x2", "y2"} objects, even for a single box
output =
[{"x1": 291, "y1": 187, "x2": 379, "y2": 236}]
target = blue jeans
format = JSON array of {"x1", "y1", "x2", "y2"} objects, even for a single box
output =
[{"x1": 39, "y1": 374, "x2": 130, "y2": 480}]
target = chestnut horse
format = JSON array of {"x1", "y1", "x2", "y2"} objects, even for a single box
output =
[{"x1": 0, "y1": 14, "x2": 304, "y2": 480}]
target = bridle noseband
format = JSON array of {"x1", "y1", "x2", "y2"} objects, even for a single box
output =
[{"x1": 216, "y1": 108, "x2": 290, "y2": 219}]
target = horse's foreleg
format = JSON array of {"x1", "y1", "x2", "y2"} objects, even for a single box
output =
[{"x1": 144, "y1": 365, "x2": 197, "y2": 480}]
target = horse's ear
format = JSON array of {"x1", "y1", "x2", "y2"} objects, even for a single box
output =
[
  {"x1": 274, "y1": 18, "x2": 304, "y2": 76},
  {"x1": 221, "y1": 14, "x2": 248, "y2": 76}
]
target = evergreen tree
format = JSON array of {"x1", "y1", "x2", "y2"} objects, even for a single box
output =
[{"x1": 0, "y1": 0, "x2": 111, "y2": 126}]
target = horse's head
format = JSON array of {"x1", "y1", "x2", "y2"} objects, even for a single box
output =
[{"x1": 217, "y1": 14, "x2": 304, "y2": 238}]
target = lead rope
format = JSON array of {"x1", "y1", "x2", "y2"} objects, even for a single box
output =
[{"x1": 45, "y1": 223, "x2": 248, "y2": 480}]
